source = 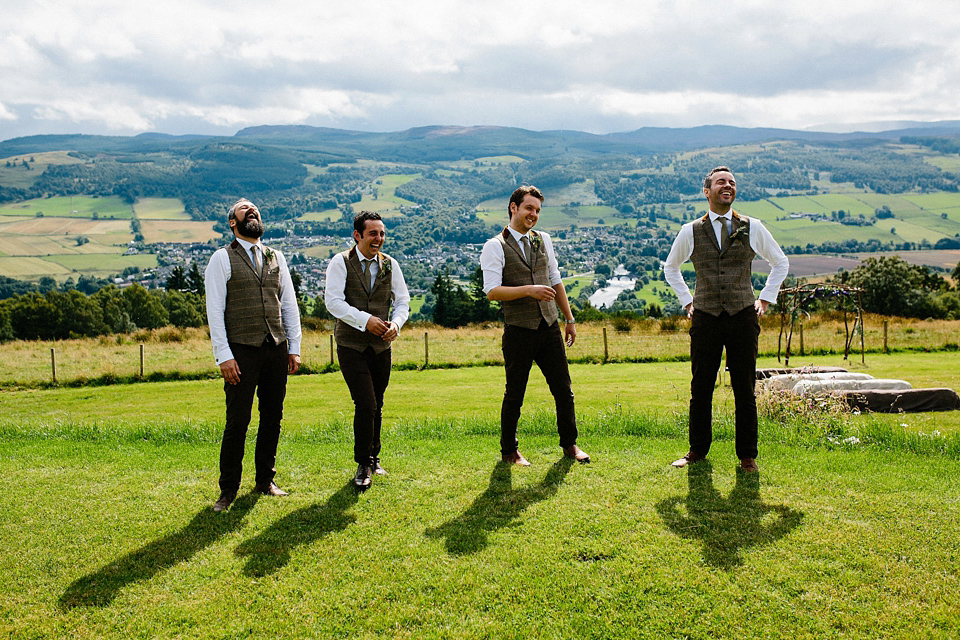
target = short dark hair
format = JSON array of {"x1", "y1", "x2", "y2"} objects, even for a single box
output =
[
  {"x1": 703, "y1": 166, "x2": 734, "y2": 189},
  {"x1": 353, "y1": 210, "x2": 383, "y2": 235},
  {"x1": 508, "y1": 185, "x2": 544, "y2": 217}
]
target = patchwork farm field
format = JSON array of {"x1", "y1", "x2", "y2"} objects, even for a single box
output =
[
  {"x1": 706, "y1": 190, "x2": 960, "y2": 250},
  {"x1": 0, "y1": 195, "x2": 208, "y2": 280}
]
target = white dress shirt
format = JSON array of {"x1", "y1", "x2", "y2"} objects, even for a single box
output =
[
  {"x1": 662, "y1": 211, "x2": 790, "y2": 309},
  {"x1": 480, "y1": 227, "x2": 563, "y2": 294},
  {"x1": 204, "y1": 238, "x2": 302, "y2": 365},
  {"x1": 324, "y1": 251, "x2": 410, "y2": 331}
]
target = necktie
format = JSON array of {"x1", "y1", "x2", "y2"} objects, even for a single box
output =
[
  {"x1": 719, "y1": 217, "x2": 731, "y2": 250},
  {"x1": 361, "y1": 259, "x2": 371, "y2": 288},
  {"x1": 519, "y1": 235, "x2": 530, "y2": 261},
  {"x1": 252, "y1": 246, "x2": 262, "y2": 275}
]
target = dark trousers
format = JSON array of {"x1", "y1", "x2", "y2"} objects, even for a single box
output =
[
  {"x1": 338, "y1": 345, "x2": 392, "y2": 465},
  {"x1": 688, "y1": 306, "x2": 760, "y2": 460},
  {"x1": 219, "y1": 340, "x2": 288, "y2": 494},
  {"x1": 500, "y1": 320, "x2": 578, "y2": 454}
]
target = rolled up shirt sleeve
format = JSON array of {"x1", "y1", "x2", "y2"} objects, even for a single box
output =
[
  {"x1": 480, "y1": 238, "x2": 505, "y2": 294},
  {"x1": 662, "y1": 223, "x2": 695, "y2": 308},
  {"x1": 541, "y1": 232, "x2": 563, "y2": 286},
  {"x1": 204, "y1": 249, "x2": 234, "y2": 365},
  {"x1": 750, "y1": 219, "x2": 790, "y2": 304},
  {"x1": 275, "y1": 250, "x2": 302, "y2": 355},
  {"x1": 389, "y1": 257, "x2": 411, "y2": 329}
]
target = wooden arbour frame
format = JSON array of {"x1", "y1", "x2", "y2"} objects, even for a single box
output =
[{"x1": 777, "y1": 284, "x2": 865, "y2": 367}]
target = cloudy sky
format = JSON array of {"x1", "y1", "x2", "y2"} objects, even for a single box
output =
[{"x1": 1, "y1": 0, "x2": 958, "y2": 141}]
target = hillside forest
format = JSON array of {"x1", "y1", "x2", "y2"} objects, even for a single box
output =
[{"x1": 1, "y1": 124, "x2": 959, "y2": 340}]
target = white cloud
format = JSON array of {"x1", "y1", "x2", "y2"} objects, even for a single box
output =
[{"x1": 1, "y1": 0, "x2": 960, "y2": 139}]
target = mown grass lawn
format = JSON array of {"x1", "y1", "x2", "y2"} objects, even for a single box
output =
[
  {"x1": 2, "y1": 353, "x2": 960, "y2": 637},
  {"x1": 3, "y1": 430, "x2": 959, "y2": 638}
]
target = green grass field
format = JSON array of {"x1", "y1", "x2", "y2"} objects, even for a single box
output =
[
  {"x1": 2, "y1": 350, "x2": 959, "y2": 637},
  {"x1": 132, "y1": 198, "x2": 189, "y2": 220},
  {"x1": 0, "y1": 151, "x2": 84, "y2": 190},
  {"x1": 707, "y1": 190, "x2": 960, "y2": 249},
  {"x1": 476, "y1": 203, "x2": 623, "y2": 230},
  {"x1": 0, "y1": 195, "x2": 133, "y2": 219}
]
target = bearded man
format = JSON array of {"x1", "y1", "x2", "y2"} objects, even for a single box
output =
[{"x1": 204, "y1": 199, "x2": 302, "y2": 511}]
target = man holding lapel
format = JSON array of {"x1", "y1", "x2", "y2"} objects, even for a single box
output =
[
  {"x1": 325, "y1": 211, "x2": 410, "y2": 489},
  {"x1": 663, "y1": 167, "x2": 789, "y2": 473},
  {"x1": 480, "y1": 185, "x2": 589, "y2": 466},
  {"x1": 205, "y1": 199, "x2": 302, "y2": 512}
]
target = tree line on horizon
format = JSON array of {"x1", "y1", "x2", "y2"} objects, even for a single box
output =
[{"x1": 1, "y1": 256, "x2": 957, "y2": 342}]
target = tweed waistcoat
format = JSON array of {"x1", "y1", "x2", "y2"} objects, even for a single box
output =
[
  {"x1": 497, "y1": 228, "x2": 559, "y2": 329},
  {"x1": 224, "y1": 240, "x2": 285, "y2": 346},
  {"x1": 690, "y1": 213, "x2": 756, "y2": 316},
  {"x1": 334, "y1": 247, "x2": 395, "y2": 354}
]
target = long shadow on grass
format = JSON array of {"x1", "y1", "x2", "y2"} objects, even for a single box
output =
[
  {"x1": 59, "y1": 493, "x2": 259, "y2": 608},
  {"x1": 656, "y1": 462, "x2": 804, "y2": 570},
  {"x1": 234, "y1": 481, "x2": 359, "y2": 576},
  {"x1": 425, "y1": 457, "x2": 573, "y2": 555}
]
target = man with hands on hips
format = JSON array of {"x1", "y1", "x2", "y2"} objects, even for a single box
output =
[{"x1": 662, "y1": 167, "x2": 788, "y2": 474}]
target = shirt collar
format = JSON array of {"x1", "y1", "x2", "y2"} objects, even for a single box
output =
[
  {"x1": 235, "y1": 237, "x2": 262, "y2": 251},
  {"x1": 507, "y1": 227, "x2": 530, "y2": 242},
  {"x1": 709, "y1": 210, "x2": 732, "y2": 222}
]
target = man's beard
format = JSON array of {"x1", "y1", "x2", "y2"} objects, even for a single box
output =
[{"x1": 237, "y1": 216, "x2": 264, "y2": 238}]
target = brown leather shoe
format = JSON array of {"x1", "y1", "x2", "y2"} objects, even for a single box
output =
[
  {"x1": 671, "y1": 451, "x2": 706, "y2": 468},
  {"x1": 563, "y1": 445, "x2": 590, "y2": 463},
  {"x1": 213, "y1": 492, "x2": 236, "y2": 512},
  {"x1": 354, "y1": 464, "x2": 373, "y2": 489},
  {"x1": 373, "y1": 458, "x2": 388, "y2": 476},
  {"x1": 253, "y1": 481, "x2": 288, "y2": 496},
  {"x1": 501, "y1": 451, "x2": 531, "y2": 466},
  {"x1": 740, "y1": 458, "x2": 759, "y2": 473}
]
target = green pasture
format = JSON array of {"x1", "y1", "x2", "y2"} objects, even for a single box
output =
[
  {"x1": 0, "y1": 151, "x2": 83, "y2": 190},
  {"x1": 549, "y1": 180, "x2": 602, "y2": 205},
  {"x1": 298, "y1": 209, "x2": 341, "y2": 222},
  {"x1": 0, "y1": 256, "x2": 72, "y2": 278},
  {"x1": 441, "y1": 155, "x2": 524, "y2": 170},
  {"x1": 699, "y1": 190, "x2": 960, "y2": 248},
  {"x1": 475, "y1": 203, "x2": 622, "y2": 231},
  {"x1": 2, "y1": 353, "x2": 960, "y2": 637},
  {"x1": 923, "y1": 154, "x2": 960, "y2": 173},
  {"x1": 0, "y1": 195, "x2": 133, "y2": 219},
  {"x1": 5, "y1": 353, "x2": 959, "y2": 435},
  {"x1": 45, "y1": 253, "x2": 158, "y2": 275},
  {"x1": 132, "y1": 198, "x2": 189, "y2": 220},
  {"x1": 353, "y1": 173, "x2": 420, "y2": 215},
  {"x1": 562, "y1": 274, "x2": 594, "y2": 298}
]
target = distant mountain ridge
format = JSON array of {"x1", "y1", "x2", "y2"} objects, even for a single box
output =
[{"x1": 4, "y1": 121, "x2": 960, "y2": 161}]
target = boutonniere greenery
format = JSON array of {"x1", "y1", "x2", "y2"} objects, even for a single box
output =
[
  {"x1": 729, "y1": 223, "x2": 749, "y2": 243},
  {"x1": 263, "y1": 247, "x2": 275, "y2": 261},
  {"x1": 530, "y1": 233, "x2": 543, "y2": 251},
  {"x1": 380, "y1": 256, "x2": 392, "y2": 276}
]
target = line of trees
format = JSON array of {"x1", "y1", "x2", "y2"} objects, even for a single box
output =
[{"x1": 0, "y1": 284, "x2": 205, "y2": 341}]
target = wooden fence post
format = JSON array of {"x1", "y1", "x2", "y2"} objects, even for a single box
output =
[
  {"x1": 602, "y1": 327, "x2": 608, "y2": 363},
  {"x1": 799, "y1": 323, "x2": 804, "y2": 356},
  {"x1": 50, "y1": 348, "x2": 57, "y2": 384},
  {"x1": 883, "y1": 320, "x2": 888, "y2": 353},
  {"x1": 139, "y1": 343, "x2": 145, "y2": 378},
  {"x1": 424, "y1": 332, "x2": 429, "y2": 367},
  {"x1": 329, "y1": 334, "x2": 334, "y2": 365}
]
